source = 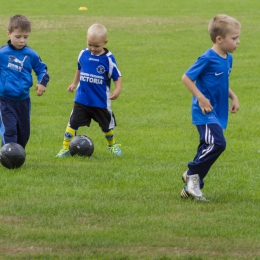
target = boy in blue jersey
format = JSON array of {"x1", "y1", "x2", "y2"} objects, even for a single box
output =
[
  {"x1": 0, "y1": 15, "x2": 49, "y2": 149},
  {"x1": 180, "y1": 14, "x2": 240, "y2": 201},
  {"x1": 56, "y1": 23, "x2": 122, "y2": 157}
]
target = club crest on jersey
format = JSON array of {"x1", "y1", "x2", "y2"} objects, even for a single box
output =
[{"x1": 96, "y1": 65, "x2": 105, "y2": 74}]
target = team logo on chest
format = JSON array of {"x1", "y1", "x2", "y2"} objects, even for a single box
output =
[
  {"x1": 8, "y1": 55, "x2": 28, "y2": 72},
  {"x1": 96, "y1": 65, "x2": 105, "y2": 74}
]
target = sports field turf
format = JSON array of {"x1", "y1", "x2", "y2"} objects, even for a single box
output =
[{"x1": 0, "y1": 0, "x2": 260, "y2": 259}]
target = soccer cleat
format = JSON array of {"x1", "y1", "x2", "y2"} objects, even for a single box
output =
[
  {"x1": 195, "y1": 196, "x2": 210, "y2": 202},
  {"x1": 180, "y1": 186, "x2": 190, "y2": 199},
  {"x1": 180, "y1": 185, "x2": 210, "y2": 202},
  {"x1": 182, "y1": 170, "x2": 187, "y2": 183},
  {"x1": 108, "y1": 143, "x2": 122, "y2": 156},
  {"x1": 56, "y1": 148, "x2": 70, "y2": 157},
  {"x1": 186, "y1": 174, "x2": 203, "y2": 198}
]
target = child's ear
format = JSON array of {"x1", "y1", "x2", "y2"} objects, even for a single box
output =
[
  {"x1": 7, "y1": 31, "x2": 10, "y2": 37},
  {"x1": 216, "y1": 35, "x2": 222, "y2": 43}
]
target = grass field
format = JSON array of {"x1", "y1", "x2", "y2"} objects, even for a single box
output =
[{"x1": 1, "y1": 0, "x2": 260, "y2": 259}]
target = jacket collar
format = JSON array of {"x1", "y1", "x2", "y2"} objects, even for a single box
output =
[{"x1": 8, "y1": 39, "x2": 27, "y2": 50}]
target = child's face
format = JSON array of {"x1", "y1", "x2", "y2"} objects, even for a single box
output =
[
  {"x1": 7, "y1": 29, "x2": 30, "y2": 50},
  {"x1": 87, "y1": 35, "x2": 107, "y2": 55},
  {"x1": 220, "y1": 28, "x2": 240, "y2": 53}
]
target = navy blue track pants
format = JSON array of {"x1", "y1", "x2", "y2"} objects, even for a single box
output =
[
  {"x1": 0, "y1": 97, "x2": 31, "y2": 148},
  {"x1": 187, "y1": 124, "x2": 226, "y2": 188}
]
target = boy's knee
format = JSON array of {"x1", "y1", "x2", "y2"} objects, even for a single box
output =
[
  {"x1": 217, "y1": 138, "x2": 226, "y2": 152},
  {"x1": 5, "y1": 126, "x2": 17, "y2": 137}
]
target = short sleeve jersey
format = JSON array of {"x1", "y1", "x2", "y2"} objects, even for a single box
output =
[
  {"x1": 74, "y1": 48, "x2": 121, "y2": 109},
  {"x1": 185, "y1": 49, "x2": 233, "y2": 129}
]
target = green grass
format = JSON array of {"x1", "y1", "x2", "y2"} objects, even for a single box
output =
[{"x1": 1, "y1": 0, "x2": 260, "y2": 259}]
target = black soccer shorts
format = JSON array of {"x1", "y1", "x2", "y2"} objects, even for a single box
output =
[{"x1": 69, "y1": 102, "x2": 117, "y2": 130}]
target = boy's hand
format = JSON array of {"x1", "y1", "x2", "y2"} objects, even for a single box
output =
[
  {"x1": 67, "y1": 84, "x2": 77, "y2": 92},
  {"x1": 109, "y1": 89, "x2": 120, "y2": 100},
  {"x1": 229, "y1": 96, "x2": 239, "y2": 113},
  {"x1": 35, "y1": 84, "x2": 46, "y2": 96},
  {"x1": 198, "y1": 96, "x2": 213, "y2": 115}
]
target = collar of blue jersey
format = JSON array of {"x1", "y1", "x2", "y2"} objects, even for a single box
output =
[
  {"x1": 7, "y1": 39, "x2": 27, "y2": 50},
  {"x1": 91, "y1": 48, "x2": 108, "y2": 56}
]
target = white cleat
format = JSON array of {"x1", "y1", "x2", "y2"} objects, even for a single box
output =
[
  {"x1": 182, "y1": 170, "x2": 187, "y2": 183},
  {"x1": 186, "y1": 174, "x2": 203, "y2": 198}
]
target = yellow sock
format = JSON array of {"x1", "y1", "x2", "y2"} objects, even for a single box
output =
[
  {"x1": 63, "y1": 126, "x2": 76, "y2": 150},
  {"x1": 103, "y1": 129, "x2": 115, "y2": 146}
]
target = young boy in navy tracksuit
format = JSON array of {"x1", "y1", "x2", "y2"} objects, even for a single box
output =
[{"x1": 0, "y1": 14, "x2": 50, "y2": 148}]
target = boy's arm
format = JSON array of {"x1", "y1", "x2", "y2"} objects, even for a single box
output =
[
  {"x1": 33, "y1": 56, "x2": 49, "y2": 96},
  {"x1": 67, "y1": 69, "x2": 80, "y2": 92},
  {"x1": 229, "y1": 88, "x2": 239, "y2": 113},
  {"x1": 109, "y1": 76, "x2": 122, "y2": 100},
  {"x1": 182, "y1": 74, "x2": 213, "y2": 115},
  {"x1": 35, "y1": 70, "x2": 49, "y2": 96}
]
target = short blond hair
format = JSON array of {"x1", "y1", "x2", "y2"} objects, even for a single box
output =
[
  {"x1": 87, "y1": 24, "x2": 107, "y2": 39},
  {"x1": 208, "y1": 14, "x2": 241, "y2": 43}
]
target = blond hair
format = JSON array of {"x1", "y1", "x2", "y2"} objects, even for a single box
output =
[
  {"x1": 87, "y1": 24, "x2": 107, "y2": 39},
  {"x1": 8, "y1": 14, "x2": 31, "y2": 33},
  {"x1": 208, "y1": 14, "x2": 241, "y2": 43}
]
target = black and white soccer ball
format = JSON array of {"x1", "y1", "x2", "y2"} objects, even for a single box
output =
[
  {"x1": 69, "y1": 135, "x2": 94, "y2": 157},
  {"x1": 0, "y1": 142, "x2": 26, "y2": 169}
]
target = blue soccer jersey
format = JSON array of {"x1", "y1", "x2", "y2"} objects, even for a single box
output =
[
  {"x1": 185, "y1": 49, "x2": 233, "y2": 129},
  {"x1": 74, "y1": 48, "x2": 121, "y2": 109}
]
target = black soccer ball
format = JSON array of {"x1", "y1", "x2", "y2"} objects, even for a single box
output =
[
  {"x1": 0, "y1": 142, "x2": 26, "y2": 169},
  {"x1": 69, "y1": 135, "x2": 94, "y2": 157}
]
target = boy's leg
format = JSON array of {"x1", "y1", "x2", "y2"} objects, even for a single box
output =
[
  {"x1": 16, "y1": 98, "x2": 30, "y2": 148},
  {"x1": 56, "y1": 125, "x2": 77, "y2": 157},
  {"x1": 102, "y1": 128, "x2": 122, "y2": 156},
  {"x1": 56, "y1": 102, "x2": 89, "y2": 157},
  {"x1": 183, "y1": 124, "x2": 226, "y2": 198},
  {"x1": 62, "y1": 125, "x2": 78, "y2": 150},
  {"x1": 0, "y1": 98, "x2": 19, "y2": 147},
  {"x1": 102, "y1": 128, "x2": 115, "y2": 146},
  {"x1": 0, "y1": 110, "x2": 17, "y2": 146},
  {"x1": 188, "y1": 124, "x2": 226, "y2": 180},
  {"x1": 90, "y1": 107, "x2": 122, "y2": 156}
]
